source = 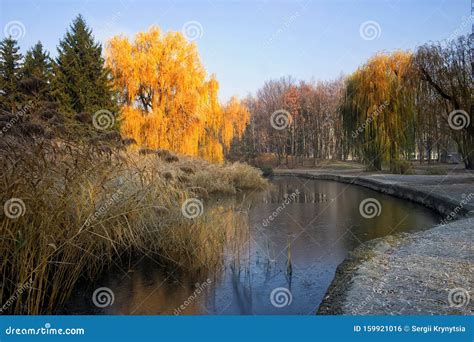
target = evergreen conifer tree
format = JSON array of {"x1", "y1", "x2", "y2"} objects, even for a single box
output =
[
  {"x1": 21, "y1": 41, "x2": 52, "y2": 101},
  {"x1": 52, "y1": 15, "x2": 115, "y2": 115},
  {"x1": 0, "y1": 37, "x2": 23, "y2": 113}
]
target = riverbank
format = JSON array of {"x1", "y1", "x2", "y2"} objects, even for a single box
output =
[
  {"x1": 274, "y1": 168, "x2": 474, "y2": 315},
  {"x1": 0, "y1": 136, "x2": 268, "y2": 314}
]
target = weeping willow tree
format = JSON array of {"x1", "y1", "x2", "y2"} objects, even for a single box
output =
[
  {"x1": 340, "y1": 51, "x2": 416, "y2": 170},
  {"x1": 106, "y1": 27, "x2": 248, "y2": 162}
]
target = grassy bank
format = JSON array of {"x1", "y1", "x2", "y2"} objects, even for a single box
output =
[{"x1": 0, "y1": 136, "x2": 267, "y2": 314}]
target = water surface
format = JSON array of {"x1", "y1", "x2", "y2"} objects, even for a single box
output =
[{"x1": 63, "y1": 176, "x2": 440, "y2": 315}]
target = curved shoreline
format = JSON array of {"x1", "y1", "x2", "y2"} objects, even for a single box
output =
[
  {"x1": 274, "y1": 170, "x2": 474, "y2": 315},
  {"x1": 274, "y1": 170, "x2": 474, "y2": 218}
]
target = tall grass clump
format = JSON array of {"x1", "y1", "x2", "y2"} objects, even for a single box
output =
[{"x1": 0, "y1": 136, "x2": 267, "y2": 314}]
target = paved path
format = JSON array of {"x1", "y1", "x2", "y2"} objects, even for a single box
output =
[{"x1": 273, "y1": 169, "x2": 474, "y2": 315}]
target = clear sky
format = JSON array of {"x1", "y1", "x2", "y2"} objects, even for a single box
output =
[{"x1": 1, "y1": 0, "x2": 472, "y2": 100}]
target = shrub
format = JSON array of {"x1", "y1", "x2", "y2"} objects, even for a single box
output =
[
  {"x1": 259, "y1": 165, "x2": 274, "y2": 177},
  {"x1": 425, "y1": 167, "x2": 447, "y2": 175},
  {"x1": 390, "y1": 160, "x2": 414, "y2": 174}
]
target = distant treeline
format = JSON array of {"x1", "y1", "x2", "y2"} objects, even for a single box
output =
[
  {"x1": 232, "y1": 35, "x2": 473, "y2": 170},
  {"x1": 1, "y1": 15, "x2": 472, "y2": 168}
]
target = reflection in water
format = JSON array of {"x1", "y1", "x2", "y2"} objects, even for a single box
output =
[{"x1": 63, "y1": 177, "x2": 440, "y2": 315}]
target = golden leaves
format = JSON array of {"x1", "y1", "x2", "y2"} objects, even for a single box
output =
[{"x1": 106, "y1": 26, "x2": 249, "y2": 162}]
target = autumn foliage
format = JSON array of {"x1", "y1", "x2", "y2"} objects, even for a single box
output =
[
  {"x1": 340, "y1": 51, "x2": 415, "y2": 169},
  {"x1": 106, "y1": 27, "x2": 249, "y2": 162}
]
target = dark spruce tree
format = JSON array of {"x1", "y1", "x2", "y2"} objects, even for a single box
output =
[
  {"x1": 0, "y1": 37, "x2": 23, "y2": 113},
  {"x1": 52, "y1": 15, "x2": 116, "y2": 116},
  {"x1": 21, "y1": 41, "x2": 53, "y2": 102},
  {"x1": 23, "y1": 41, "x2": 52, "y2": 79}
]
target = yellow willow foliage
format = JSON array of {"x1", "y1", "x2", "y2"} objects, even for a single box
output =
[
  {"x1": 221, "y1": 96, "x2": 250, "y2": 148},
  {"x1": 358, "y1": 51, "x2": 413, "y2": 152},
  {"x1": 200, "y1": 135, "x2": 224, "y2": 163},
  {"x1": 106, "y1": 26, "x2": 247, "y2": 162},
  {"x1": 342, "y1": 50, "x2": 415, "y2": 167}
]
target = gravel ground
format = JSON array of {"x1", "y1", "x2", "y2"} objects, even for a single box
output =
[{"x1": 318, "y1": 218, "x2": 473, "y2": 315}]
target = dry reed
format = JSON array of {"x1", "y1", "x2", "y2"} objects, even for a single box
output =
[{"x1": 0, "y1": 136, "x2": 267, "y2": 314}]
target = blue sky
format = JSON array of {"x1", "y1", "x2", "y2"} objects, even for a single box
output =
[{"x1": 1, "y1": 0, "x2": 472, "y2": 100}]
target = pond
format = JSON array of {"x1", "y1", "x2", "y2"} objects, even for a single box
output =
[{"x1": 61, "y1": 176, "x2": 441, "y2": 315}]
